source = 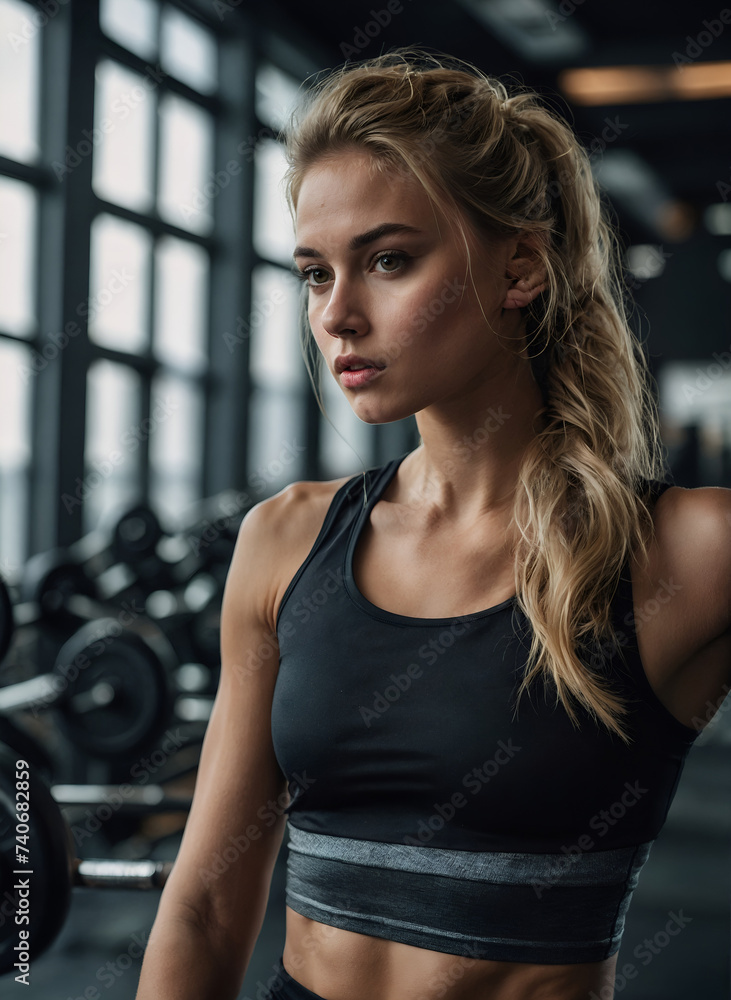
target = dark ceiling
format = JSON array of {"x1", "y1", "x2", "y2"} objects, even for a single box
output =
[
  {"x1": 254, "y1": 0, "x2": 731, "y2": 359},
  {"x1": 259, "y1": 0, "x2": 731, "y2": 240}
]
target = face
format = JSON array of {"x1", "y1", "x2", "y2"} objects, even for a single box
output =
[{"x1": 293, "y1": 150, "x2": 526, "y2": 426}]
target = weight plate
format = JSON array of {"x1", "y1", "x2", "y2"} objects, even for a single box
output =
[
  {"x1": 0, "y1": 718, "x2": 54, "y2": 784},
  {"x1": 0, "y1": 574, "x2": 14, "y2": 665},
  {"x1": 0, "y1": 742, "x2": 73, "y2": 976},
  {"x1": 21, "y1": 551, "x2": 98, "y2": 633},
  {"x1": 112, "y1": 507, "x2": 163, "y2": 565},
  {"x1": 53, "y1": 618, "x2": 175, "y2": 760}
]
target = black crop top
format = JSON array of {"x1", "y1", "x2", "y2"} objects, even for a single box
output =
[{"x1": 271, "y1": 453, "x2": 700, "y2": 964}]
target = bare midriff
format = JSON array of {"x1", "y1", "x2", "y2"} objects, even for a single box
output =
[{"x1": 282, "y1": 908, "x2": 619, "y2": 1000}]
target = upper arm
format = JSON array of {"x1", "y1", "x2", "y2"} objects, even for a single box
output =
[
  {"x1": 651, "y1": 485, "x2": 731, "y2": 719},
  {"x1": 654, "y1": 485, "x2": 731, "y2": 642},
  {"x1": 152, "y1": 485, "x2": 303, "y2": 959}
]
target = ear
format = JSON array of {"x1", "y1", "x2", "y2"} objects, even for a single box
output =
[{"x1": 502, "y1": 235, "x2": 547, "y2": 310}]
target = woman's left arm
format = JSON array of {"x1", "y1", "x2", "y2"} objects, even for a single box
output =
[{"x1": 652, "y1": 485, "x2": 731, "y2": 727}]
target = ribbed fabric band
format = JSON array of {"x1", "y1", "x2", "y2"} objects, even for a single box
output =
[{"x1": 285, "y1": 823, "x2": 653, "y2": 964}]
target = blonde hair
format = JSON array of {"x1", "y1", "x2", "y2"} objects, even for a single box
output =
[{"x1": 283, "y1": 48, "x2": 667, "y2": 743}]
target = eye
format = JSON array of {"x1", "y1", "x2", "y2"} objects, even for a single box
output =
[
  {"x1": 373, "y1": 251, "x2": 409, "y2": 273},
  {"x1": 295, "y1": 266, "x2": 331, "y2": 287},
  {"x1": 294, "y1": 250, "x2": 410, "y2": 287}
]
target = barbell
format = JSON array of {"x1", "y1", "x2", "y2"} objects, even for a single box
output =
[
  {"x1": 51, "y1": 783, "x2": 193, "y2": 813},
  {"x1": 0, "y1": 744, "x2": 175, "y2": 978},
  {"x1": 0, "y1": 616, "x2": 213, "y2": 760}
]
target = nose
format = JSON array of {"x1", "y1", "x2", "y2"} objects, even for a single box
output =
[{"x1": 318, "y1": 276, "x2": 369, "y2": 339}]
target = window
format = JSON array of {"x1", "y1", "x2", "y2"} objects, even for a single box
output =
[
  {"x1": 0, "y1": 0, "x2": 40, "y2": 163},
  {"x1": 0, "y1": 0, "x2": 41, "y2": 574},
  {"x1": 0, "y1": 0, "x2": 402, "y2": 577},
  {"x1": 248, "y1": 61, "x2": 311, "y2": 491}
]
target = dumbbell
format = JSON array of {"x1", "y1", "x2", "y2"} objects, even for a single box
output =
[
  {"x1": 0, "y1": 615, "x2": 214, "y2": 759},
  {"x1": 9, "y1": 546, "x2": 221, "y2": 672},
  {"x1": 0, "y1": 744, "x2": 177, "y2": 977},
  {"x1": 17, "y1": 505, "x2": 163, "y2": 622},
  {"x1": 16, "y1": 540, "x2": 200, "y2": 643},
  {"x1": 67, "y1": 503, "x2": 178, "y2": 593},
  {"x1": 179, "y1": 489, "x2": 243, "y2": 576},
  {"x1": 12, "y1": 501, "x2": 215, "y2": 638},
  {"x1": 12, "y1": 550, "x2": 132, "y2": 642}
]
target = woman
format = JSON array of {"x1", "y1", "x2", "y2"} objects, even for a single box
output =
[{"x1": 135, "y1": 49, "x2": 731, "y2": 1000}]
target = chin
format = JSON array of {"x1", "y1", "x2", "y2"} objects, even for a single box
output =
[{"x1": 350, "y1": 404, "x2": 413, "y2": 426}]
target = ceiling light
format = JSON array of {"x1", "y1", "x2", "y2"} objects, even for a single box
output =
[
  {"x1": 626, "y1": 245, "x2": 669, "y2": 280},
  {"x1": 559, "y1": 62, "x2": 731, "y2": 104},
  {"x1": 705, "y1": 204, "x2": 731, "y2": 236}
]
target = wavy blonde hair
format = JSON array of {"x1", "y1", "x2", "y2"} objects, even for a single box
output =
[{"x1": 282, "y1": 48, "x2": 667, "y2": 743}]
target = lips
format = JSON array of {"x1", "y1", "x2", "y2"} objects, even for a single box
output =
[{"x1": 334, "y1": 354, "x2": 385, "y2": 374}]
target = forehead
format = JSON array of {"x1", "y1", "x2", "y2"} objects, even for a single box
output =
[{"x1": 294, "y1": 150, "x2": 436, "y2": 238}]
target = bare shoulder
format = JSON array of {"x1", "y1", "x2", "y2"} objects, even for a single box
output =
[
  {"x1": 649, "y1": 484, "x2": 731, "y2": 640},
  {"x1": 236, "y1": 473, "x2": 356, "y2": 634},
  {"x1": 631, "y1": 484, "x2": 731, "y2": 727},
  {"x1": 246, "y1": 473, "x2": 356, "y2": 544}
]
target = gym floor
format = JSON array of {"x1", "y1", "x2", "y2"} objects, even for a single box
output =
[{"x1": 15, "y1": 713, "x2": 731, "y2": 999}]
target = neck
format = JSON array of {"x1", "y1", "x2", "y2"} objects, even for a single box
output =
[{"x1": 403, "y1": 358, "x2": 547, "y2": 526}]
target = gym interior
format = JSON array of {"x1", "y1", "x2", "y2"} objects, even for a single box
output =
[{"x1": 0, "y1": 0, "x2": 729, "y2": 997}]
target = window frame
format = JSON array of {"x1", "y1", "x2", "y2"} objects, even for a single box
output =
[{"x1": 0, "y1": 0, "x2": 417, "y2": 568}]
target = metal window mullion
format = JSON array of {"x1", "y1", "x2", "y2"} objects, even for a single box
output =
[
  {"x1": 139, "y1": 7, "x2": 164, "y2": 506},
  {"x1": 95, "y1": 35, "x2": 221, "y2": 116},
  {"x1": 29, "y1": 1, "x2": 68, "y2": 556},
  {"x1": 203, "y1": 30, "x2": 256, "y2": 498},
  {"x1": 0, "y1": 329, "x2": 40, "y2": 347},
  {"x1": 0, "y1": 155, "x2": 51, "y2": 188},
  {"x1": 30, "y1": 0, "x2": 98, "y2": 553},
  {"x1": 91, "y1": 193, "x2": 217, "y2": 249},
  {"x1": 56, "y1": 0, "x2": 102, "y2": 548}
]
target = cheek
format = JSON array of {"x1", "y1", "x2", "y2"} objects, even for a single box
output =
[{"x1": 400, "y1": 281, "x2": 468, "y2": 339}]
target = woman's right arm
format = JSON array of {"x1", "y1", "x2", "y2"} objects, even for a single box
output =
[{"x1": 135, "y1": 489, "x2": 297, "y2": 999}]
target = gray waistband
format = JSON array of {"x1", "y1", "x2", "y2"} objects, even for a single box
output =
[{"x1": 286, "y1": 822, "x2": 653, "y2": 888}]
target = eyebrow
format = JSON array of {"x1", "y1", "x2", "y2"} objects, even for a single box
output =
[{"x1": 292, "y1": 223, "x2": 425, "y2": 260}]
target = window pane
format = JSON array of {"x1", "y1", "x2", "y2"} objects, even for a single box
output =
[
  {"x1": 320, "y1": 367, "x2": 373, "y2": 477},
  {"x1": 99, "y1": 0, "x2": 157, "y2": 61},
  {"x1": 253, "y1": 138, "x2": 294, "y2": 265},
  {"x1": 0, "y1": 177, "x2": 36, "y2": 336},
  {"x1": 256, "y1": 62, "x2": 302, "y2": 131},
  {"x1": 93, "y1": 60, "x2": 156, "y2": 213},
  {"x1": 149, "y1": 373, "x2": 203, "y2": 521},
  {"x1": 88, "y1": 213, "x2": 152, "y2": 353},
  {"x1": 658, "y1": 361, "x2": 731, "y2": 427},
  {"x1": 249, "y1": 265, "x2": 304, "y2": 390},
  {"x1": 247, "y1": 388, "x2": 305, "y2": 495},
  {"x1": 0, "y1": 340, "x2": 32, "y2": 572},
  {"x1": 83, "y1": 360, "x2": 142, "y2": 533},
  {"x1": 154, "y1": 236, "x2": 208, "y2": 372},
  {"x1": 160, "y1": 5, "x2": 217, "y2": 95},
  {"x1": 0, "y1": 0, "x2": 40, "y2": 162},
  {"x1": 158, "y1": 93, "x2": 214, "y2": 235}
]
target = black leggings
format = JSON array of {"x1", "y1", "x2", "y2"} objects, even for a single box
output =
[{"x1": 254, "y1": 955, "x2": 330, "y2": 1000}]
